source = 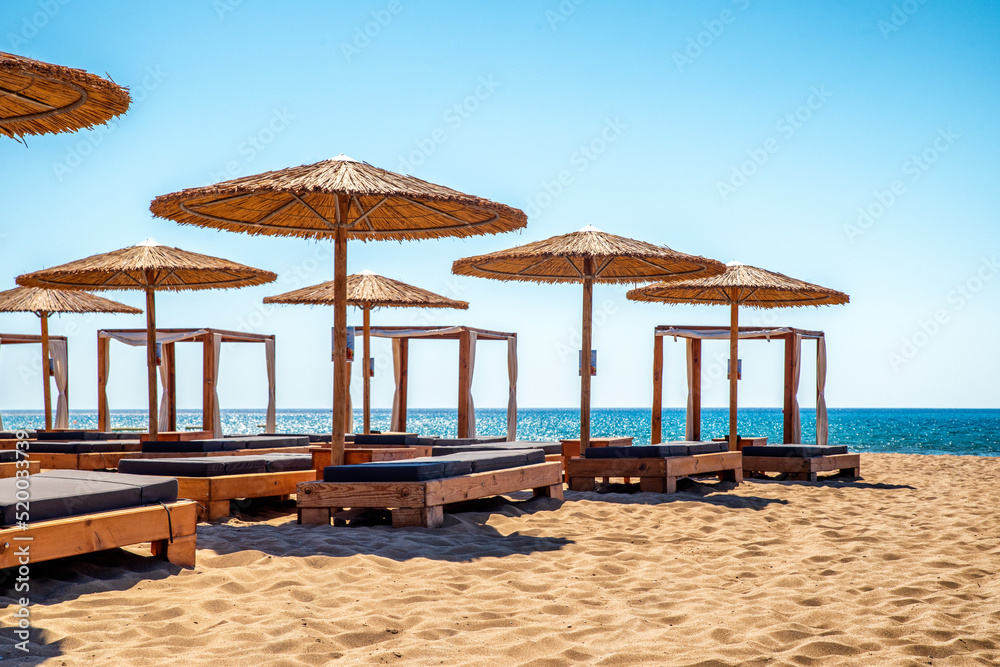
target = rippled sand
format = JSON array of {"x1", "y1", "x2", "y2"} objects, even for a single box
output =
[{"x1": 2, "y1": 453, "x2": 999, "y2": 666}]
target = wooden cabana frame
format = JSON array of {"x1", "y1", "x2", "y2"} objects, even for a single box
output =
[
  {"x1": 651, "y1": 325, "x2": 827, "y2": 445},
  {"x1": 0, "y1": 333, "x2": 69, "y2": 429},
  {"x1": 365, "y1": 326, "x2": 517, "y2": 440},
  {"x1": 97, "y1": 328, "x2": 276, "y2": 438}
]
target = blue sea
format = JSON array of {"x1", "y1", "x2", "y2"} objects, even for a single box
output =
[{"x1": 1, "y1": 408, "x2": 998, "y2": 457}]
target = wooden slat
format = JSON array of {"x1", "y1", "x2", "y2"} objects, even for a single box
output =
[
  {"x1": 425, "y1": 462, "x2": 562, "y2": 506},
  {"x1": 297, "y1": 480, "x2": 429, "y2": 509},
  {"x1": 664, "y1": 451, "x2": 742, "y2": 477},
  {"x1": 0, "y1": 501, "x2": 197, "y2": 568},
  {"x1": 205, "y1": 469, "x2": 317, "y2": 498},
  {"x1": 566, "y1": 458, "x2": 666, "y2": 477},
  {"x1": 742, "y1": 453, "x2": 860, "y2": 475},
  {"x1": 0, "y1": 461, "x2": 40, "y2": 477}
]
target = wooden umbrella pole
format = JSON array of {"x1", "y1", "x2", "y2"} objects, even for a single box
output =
[
  {"x1": 580, "y1": 265, "x2": 593, "y2": 451},
  {"x1": 729, "y1": 298, "x2": 739, "y2": 451},
  {"x1": 330, "y1": 211, "x2": 348, "y2": 465},
  {"x1": 145, "y1": 284, "x2": 159, "y2": 440},
  {"x1": 362, "y1": 304, "x2": 371, "y2": 435},
  {"x1": 39, "y1": 311, "x2": 52, "y2": 431}
]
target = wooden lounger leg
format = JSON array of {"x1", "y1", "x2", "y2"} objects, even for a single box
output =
[
  {"x1": 639, "y1": 477, "x2": 665, "y2": 493},
  {"x1": 718, "y1": 468, "x2": 743, "y2": 484},
  {"x1": 568, "y1": 476, "x2": 595, "y2": 492},
  {"x1": 664, "y1": 476, "x2": 677, "y2": 494},
  {"x1": 151, "y1": 534, "x2": 197, "y2": 568},
  {"x1": 789, "y1": 472, "x2": 817, "y2": 482},
  {"x1": 205, "y1": 500, "x2": 231, "y2": 521},
  {"x1": 391, "y1": 506, "x2": 444, "y2": 529},
  {"x1": 298, "y1": 508, "x2": 333, "y2": 525},
  {"x1": 840, "y1": 467, "x2": 860, "y2": 478},
  {"x1": 533, "y1": 483, "x2": 564, "y2": 500}
]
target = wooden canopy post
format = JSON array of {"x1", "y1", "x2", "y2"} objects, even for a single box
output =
[
  {"x1": 397, "y1": 338, "x2": 408, "y2": 432},
  {"x1": 39, "y1": 311, "x2": 52, "y2": 431},
  {"x1": 458, "y1": 329, "x2": 471, "y2": 438},
  {"x1": 783, "y1": 332, "x2": 795, "y2": 444},
  {"x1": 362, "y1": 305, "x2": 371, "y2": 435},
  {"x1": 690, "y1": 338, "x2": 702, "y2": 441},
  {"x1": 728, "y1": 299, "x2": 739, "y2": 451},
  {"x1": 202, "y1": 331, "x2": 215, "y2": 436},
  {"x1": 651, "y1": 332, "x2": 663, "y2": 444},
  {"x1": 97, "y1": 333, "x2": 109, "y2": 431},
  {"x1": 329, "y1": 201, "x2": 348, "y2": 466},
  {"x1": 144, "y1": 284, "x2": 159, "y2": 440},
  {"x1": 164, "y1": 342, "x2": 177, "y2": 432},
  {"x1": 580, "y1": 259, "x2": 594, "y2": 451}
]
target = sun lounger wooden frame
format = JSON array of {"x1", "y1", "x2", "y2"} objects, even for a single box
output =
[
  {"x1": 296, "y1": 461, "x2": 564, "y2": 528},
  {"x1": 27, "y1": 445, "x2": 313, "y2": 471},
  {"x1": 0, "y1": 461, "x2": 40, "y2": 477},
  {"x1": 741, "y1": 453, "x2": 860, "y2": 481},
  {"x1": 176, "y1": 469, "x2": 319, "y2": 520},
  {"x1": 0, "y1": 500, "x2": 198, "y2": 569},
  {"x1": 567, "y1": 451, "x2": 743, "y2": 493}
]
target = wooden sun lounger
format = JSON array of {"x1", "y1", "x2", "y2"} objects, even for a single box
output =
[
  {"x1": 567, "y1": 451, "x2": 743, "y2": 493},
  {"x1": 297, "y1": 461, "x2": 564, "y2": 529},
  {"x1": 741, "y1": 452, "x2": 861, "y2": 481},
  {"x1": 0, "y1": 460, "x2": 40, "y2": 477},
  {"x1": 27, "y1": 446, "x2": 313, "y2": 471},
  {"x1": 178, "y1": 469, "x2": 319, "y2": 520},
  {"x1": 0, "y1": 501, "x2": 198, "y2": 568}
]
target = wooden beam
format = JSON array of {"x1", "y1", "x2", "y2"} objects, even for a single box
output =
[
  {"x1": 783, "y1": 333, "x2": 794, "y2": 444},
  {"x1": 164, "y1": 342, "x2": 177, "y2": 432},
  {"x1": 691, "y1": 338, "x2": 702, "y2": 441},
  {"x1": 580, "y1": 262, "x2": 594, "y2": 450},
  {"x1": 331, "y1": 207, "x2": 349, "y2": 464},
  {"x1": 202, "y1": 332, "x2": 215, "y2": 435},
  {"x1": 145, "y1": 285, "x2": 159, "y2": 440},
  {"x1": 398, "y1": 338, "x2": 408, "y2": 433},
  {"x1": 362, "y1": 306, "x2": 371, "y2": 435},
  {"x1": 728, "y1": 300, "x2": 738, "y2": 451},
  {"x1": 457, "y1": 330, "x2": 471, "y2": 438},
  {"x1": 97, "y1": 334, "x2": 109, "y2": 431},
  {"x1": 651, "y1": 333, "x2": 663, "y2": 444}
]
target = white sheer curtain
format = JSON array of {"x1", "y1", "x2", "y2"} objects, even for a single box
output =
[
  {"x1": 790, "y1": 333, "x2": 802, "y2": 444},
  {"x1": 685, "y1": 339, "x2": 696, "y2": 440},
  {"x1": 212, "y1": 334, "x2": 222, "y2": 436},
  {"x1": 506, "y1": 337, "x2": 517, "y2": 441},
  {"x1": 265, "y1": 338, "x2": 276, "y2": 434},
  {"x1": 49, "y1": 339, "x2": 69, "y2": 429},
  {"x1": 389, "y1": 338, "x2": 403, "y2": 432},
  {"x1": 466, "y1": 332, "x2": 477, "y2": 438},
  {"x1": 816, "y1": 337, "x2": 828, "y2": 446},
  {"x1": 157, "y1": 343, "x2": 170, "y2": 432}
]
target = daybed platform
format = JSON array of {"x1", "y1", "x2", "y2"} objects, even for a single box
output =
[
  {"x1": 119, "y1": 454, "x2": 316, "y2": 520},
  {"x1": 741, "y1": 445, "x2": 861, "y2": 481},
  {"x1": 0, "y1": 450, "x2": 40, "y2": 477},
  {"x1": 0, "y1": 470, "x2": 197, "y2": 568},
  {"x1": 297, "y1": 450, "x2": 563, "y2": 529},
  {"x1": 24, "y1": 435, "x2": 312, "y2": 471},
  {"x1": 566, "y1": 442, "x2": 743, "y2": 494}
]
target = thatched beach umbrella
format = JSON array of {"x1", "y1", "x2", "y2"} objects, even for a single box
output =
[
  {"x1": 0, "y1": 286, "x2": 140, "y2": 430},
  {"x1": 0, "y1": 51, "x2": 129, "y2": 138},
  {"x1": 627, "y1": 262, "x2": 849, "y2": 449},
  {"x1": 453, "y1": 225, "x2": 725, "y2": 449},
  {"x1": 150, "y1": 154, "x2": 524, "y2": 455},
  {"x1": 264, "y1": 269, "x2": 468, "y2": 434},
  {"x1": 16, "y1": 241, "x2": 276, "y2": 438}
]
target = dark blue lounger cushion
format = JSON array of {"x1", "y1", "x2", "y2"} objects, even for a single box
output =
[
  {"x1": 742, "y1": 445, "x2": 849, "y2": 457},
  {"x1": 0, "y1": 451, "x2": 24, "y2": 463},
  {"x1": 324, "y1": 460, "x2": 468, "y2": 482},
  {"x1": 353, "y1": 433, "x2": 418, "y2": 446},
  {"x1": 28, "y1": 441, "x2": 125, "y2": 453},
  {"x1": 239, "y1": 436, "x2": 309, "y2": 449},
  {"x1": 686, "y1": 441, "x2": 730, "y2": 455},
  {"x1": 432, "y1": 441, "x2": 562, "y2": 456},
  {"x1": 431, "y1": 450, "x2": 545, "y2": 472},
  {"x1": 0, "y1": 470, "x2": 177, "y2": 525},
  {"x1": 118, "y1": 456, "x2": 267, "y2": 477},
  {"x1": 585, "y1": 445, "x2": 686, "y2": 458},
  {"x1": 142, "y1": 439, "x2": 227, "y2": 453}
]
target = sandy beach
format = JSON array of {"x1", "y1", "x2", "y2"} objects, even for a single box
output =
[{"x1": 3, "y1": 453, "x2": 999, "y2": 666}]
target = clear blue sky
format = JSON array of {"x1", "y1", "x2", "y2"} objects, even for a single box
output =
[{"x1": 1, "y1": 0, "x2": 997, "y2": 413}]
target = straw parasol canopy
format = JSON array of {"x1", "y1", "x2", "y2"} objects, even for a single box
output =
[
  {"x1": 150, "y1": 154, "x2": 524, "y2": 455},
  {"x1": 264, "y1": 270, "x2": 468, "y2": 434},
  {"x1": 16, "y1": 240, "x2": 276, "y2": 438},
  {"x1": 0, "y1": 286, "x2": 140, "y2": 430},
  {"x1": 627, "y1": 261, "x2": 849, "y2": 448},
  {"x1": 0, "y1": 51, "x2": 130, "y2": 139},
  {"x1": 453, "y1": 225, "x2": 726, "y2": 449}
]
